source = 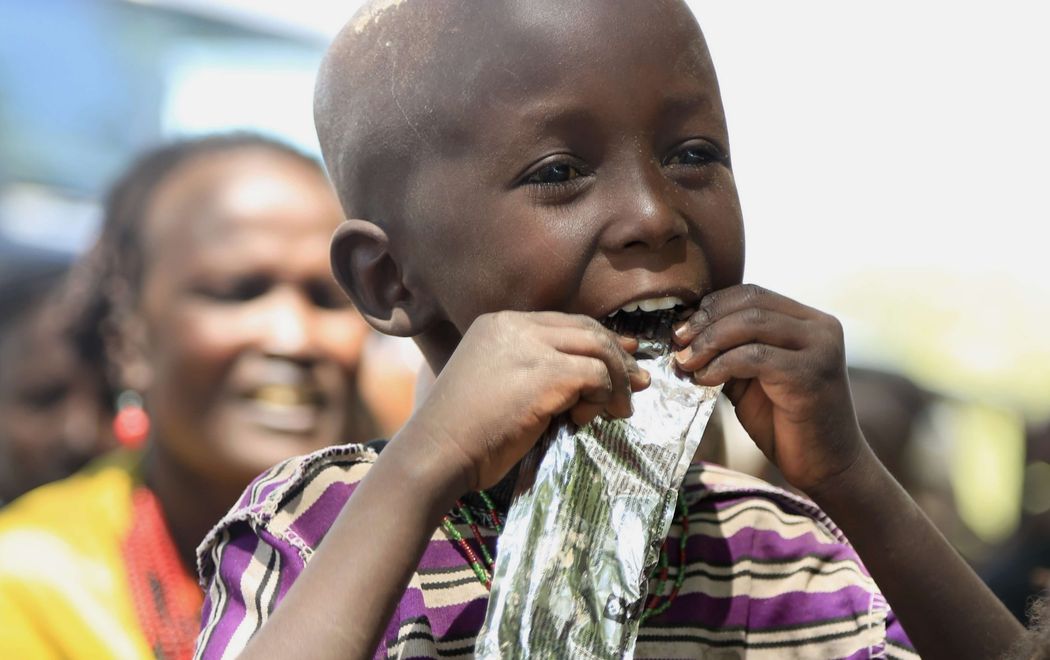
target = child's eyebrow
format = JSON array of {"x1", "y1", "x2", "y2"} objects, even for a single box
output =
[
  {"x1": 658, "y1": 91, "x2": 721, "y2": 123},
  {"x1": 513, "y1": 103, "x2": 602, "y2": 137}
]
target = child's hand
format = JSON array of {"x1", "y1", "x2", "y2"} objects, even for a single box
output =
[
  {"x1": 673, "y1": 284, "x2": 864, "y2": 494},
  {"x1": 405, "y1": 311, "x2": 649, "y2": 492}
]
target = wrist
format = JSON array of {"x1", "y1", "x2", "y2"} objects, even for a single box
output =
[
  {"x1": 383, "y1": 419, "x2": 473, "y2": 520},
  {"x1": 802, "y1": 441, "x2": 885, "y2": 515}
]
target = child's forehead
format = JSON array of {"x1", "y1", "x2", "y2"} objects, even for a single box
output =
[
  {"x1": 317, "y1": 0, "x2": 716, "y2": 217},
  {"x1": 339, "y1": 0, "x2": 711, "y2": 109}
]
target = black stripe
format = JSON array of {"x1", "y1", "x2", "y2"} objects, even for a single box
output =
[
  {"x1": 277, "y1": 458, "x2": 369, "y2": 505},
  {"x1": 250, "y1": 541, "x2": 280, "y2": 637},
  {"x1": 686, "y1": 501, "x2": 815, "y2": 528},
  {"x1": 674, "y1": 560, "x2": 865, "y2": 584},
  {"x1": 669, "y1": 550, "x2": 846, "y2": 569},
  {"x1": 392, "y1": 619, "x2": 481, "y2": 647},
  {"x1": 263, "y1": 543, "x2": 282, "y2": 623},
  {"x1": 418, "y1": 574, "x2": 480, "y2": 591},
  {"x1": 416, "y1": 563, "x2": 483, "y2": 578}
]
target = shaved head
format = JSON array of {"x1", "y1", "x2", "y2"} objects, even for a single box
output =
[{"x1": 313, "y1": 0, "x2": 711, "y2": 226}]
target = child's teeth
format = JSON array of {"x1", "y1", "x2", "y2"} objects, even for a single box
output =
[
  {"x1": 615, "y1": 296, "x2": 685, "y2": 315},
  {"x1": 637, "y1": 296, "x2": 684, "y2": 313}
]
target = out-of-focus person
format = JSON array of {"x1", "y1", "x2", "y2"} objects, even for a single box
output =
[
  {"x1": 0, "y1": 241, "x2": 111, "y2": 504},
  {"x1": 984, "y1": 420, "x2": 1050, "y2": 624},
  {"x1": 746, "y1": 366, "x2": 986, "y2": 550},
  {"x1": 0, "y1": 134, "x2": 378, "y2": 659}
]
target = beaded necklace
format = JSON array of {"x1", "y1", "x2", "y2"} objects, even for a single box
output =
[
  {"x1": 441, "y1": 490, "x2": 689, "y2": 621},
  {"x1": 121, "y1": 486, "x2": 204, "y2": 660}
]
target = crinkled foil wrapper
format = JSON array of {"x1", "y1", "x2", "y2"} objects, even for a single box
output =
[{"x1": 475, "y1": 320, "x2": 721, "y2": 659}]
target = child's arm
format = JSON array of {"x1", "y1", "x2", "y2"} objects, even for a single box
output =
[
  {"x1": 234, "y1": 311, "x2": 648, "y2": 659},
  {"x1": 674, "y1": 284, "x2": 1023, "y2": 660}
]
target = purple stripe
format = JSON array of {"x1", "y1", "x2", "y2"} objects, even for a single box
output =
[
  {"x1": 416, "y1": 533, "x2": 498, "y2": 572},
  {"x1": 679, "y1": 525, "x2": 854, "y2": 567},
  {"x1": 416, "y1": 591, "x2": 489, "y2": 639},
  {"x1": 694, "y1": 492, "x2": 807, "y2": 513},
  {"x1": 197, "y1": 592, "x2": 214, "y2": 643},
  {"x1": 238, "y1": 462, "x2": 293, "y2": 509},
  {"x1": 885, "y1": 611, "x2": 915, "y2": 651},
  {"x1": 652, "y1": 583, "x2": 878, "y2": 630},
  {"x1": 198, "y1": 531, "x2": 261, "y2": 658},
  {"x1": 289, "y1": 480, "x2": 355, "y2": 548},
  {"x1": 253, "y1": 480, "x2": 287, "y2": 507}
]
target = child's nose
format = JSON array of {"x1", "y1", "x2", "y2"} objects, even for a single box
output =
[{"x1": 600, "y1": 169, "x2": 687, "y2": 252}]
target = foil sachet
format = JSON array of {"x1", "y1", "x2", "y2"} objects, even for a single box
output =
[{"x1": 475, "y1": 312, "x2": 721, "y2": 659}]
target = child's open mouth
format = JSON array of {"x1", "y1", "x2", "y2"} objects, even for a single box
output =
[{"x1": 601, "y1": 296, "x2": 688, "y2": 341}]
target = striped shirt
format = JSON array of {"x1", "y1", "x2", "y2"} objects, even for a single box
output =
[{"x1": 195, "y1": 444, "x2": 918, "y2": 659}]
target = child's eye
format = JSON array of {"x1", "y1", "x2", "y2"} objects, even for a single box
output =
[
  {"x1": 524, "y1": 162, "x2": 586, "y2": 186},
  {"x1": 664, "y1": 142, "x2": 726, "y2": 167}
]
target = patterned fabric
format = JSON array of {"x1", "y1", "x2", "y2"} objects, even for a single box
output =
[
  {"x1": 195, "y1": 444, "x2": 919, "y2": 659},
  {"x1": 0, "y1": 450, "x2": 156, "y2": 659}
]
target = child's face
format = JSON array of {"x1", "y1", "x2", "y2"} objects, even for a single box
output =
[{"x1": 396, "y1": 1, "x2": 745, "y2": 334}]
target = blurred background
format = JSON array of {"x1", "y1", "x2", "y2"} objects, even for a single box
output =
[{"x1": 1, "y1": 0, "x2": 1048, "y2": 621}]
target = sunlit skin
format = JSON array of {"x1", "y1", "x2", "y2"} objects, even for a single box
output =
[
  {"x1": 241, "y1": 1, "x2": 1023, "y2": 658},
  {"x1": 130, "y1": 149, "x2": 373, "y2": 565}
]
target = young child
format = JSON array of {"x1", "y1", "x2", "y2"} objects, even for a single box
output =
[{"x1": 195, "y1": 2, "x2": 1020, "y2": 658}]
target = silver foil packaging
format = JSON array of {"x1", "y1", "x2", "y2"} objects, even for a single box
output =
[{"x1": 475, "y1": 315, "x2": 721, "y2": 659}]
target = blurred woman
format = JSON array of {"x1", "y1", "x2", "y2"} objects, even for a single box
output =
[{"x1": 0, "y1": 134, "x2": 377, "y2": 659}]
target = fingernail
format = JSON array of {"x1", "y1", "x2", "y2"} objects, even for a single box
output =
[
  {"x1": 675, "y1": 347, "x2": 692, "y2": 363},
  {"x1": 673, "y1": 322, "x2": 689, "y2": 340}
]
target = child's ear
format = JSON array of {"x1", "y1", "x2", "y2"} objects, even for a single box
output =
[{"x1": 331, "y1": 219, "x2": 438, "y2": 337}]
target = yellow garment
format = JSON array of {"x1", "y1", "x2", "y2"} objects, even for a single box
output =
[{"x1": 0, "y1": 450, "x2": 154, "y2": 659}]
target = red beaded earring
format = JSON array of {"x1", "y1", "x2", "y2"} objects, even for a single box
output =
[{"x1": 113, "y1": 390, "x2": 150, "y2": 449}]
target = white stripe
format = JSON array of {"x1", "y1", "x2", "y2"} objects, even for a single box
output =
[
  {"x1": 268, "y1": 461, "x2": 372, "y2": 537},
  {"x1": 194, "y1": 528, "x2": 231, "y2": 659},
  {"x1": 223, "y1": 536, "x2": 279, "y2": 658},
  {"x1": 683, "y1": 500, "x2": 842, "y2": 544}
]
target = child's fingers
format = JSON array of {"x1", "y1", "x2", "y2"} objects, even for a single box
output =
[
  {"x1": 569, "y1": 402, "x2": 605, "y2": 427},
  {"x1": 544, "y1": 326, "x2": 642, "y2": 418},
  {"x1": 690, "y1": 343, "x2": 800, "y2": 388},
  {"x1": 673, "y1": 284, "x2": 819, "y2": 346},
  {"x1": 558, "y1": 354, "x2": 621, "y2": 417},
  {"x1": 674, "y1": 308, "x2": 810, "y2": 372}
]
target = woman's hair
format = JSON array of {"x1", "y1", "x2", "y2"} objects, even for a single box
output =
[{"x1": 66, "y1": 133, "x2": 325, "y2": 408}]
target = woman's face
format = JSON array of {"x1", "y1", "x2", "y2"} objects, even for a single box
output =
[{"x1": 135, "y1": 149, "x2": 372, "y2": 488}]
